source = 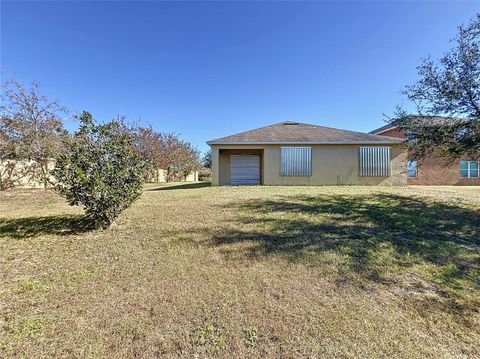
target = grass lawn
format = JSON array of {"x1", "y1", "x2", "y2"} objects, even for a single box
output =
[{"x1": 1, "y1": 183, "x2": 479, "y2": 358}]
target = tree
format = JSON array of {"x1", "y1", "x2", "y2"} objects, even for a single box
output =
[
  {"x1": 393, "y1": 14, "x2": 480, "y2": 161},
  {"x1": 179, "y1": 141, "x2": 199, "y2": 180},
  {"x1": 157, "y1": 132, "x2": 183, "y2": 181},
  {"x1": 135, "y1": 128, "x2": 200, "y2": 182},
  {"x1": 202, "y1": 149, "x2": 212, "y2": 168},
  {"x1": 157, "y1": 133, "x2": 200, "y2": 182},
  {"x1": 52, "y1": 112, "x2": 146, "y2": 229},
  {"x1": 0, "y1": 116, "x2": 18, "y2": 190},
  {"x1": 134, "y1": 126, "x2": 164, "y2": 182},
  {"x1": 0, "y1": 80, "x2": 67, "y2": 188}
]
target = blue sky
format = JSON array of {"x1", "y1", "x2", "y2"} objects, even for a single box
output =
[{"x1": 1, "y1": 1, "x2": 479, "y2": 153}]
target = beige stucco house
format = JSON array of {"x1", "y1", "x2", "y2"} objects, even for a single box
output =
[{"x1": 207, "y1": 121, "x2": 407, "y2": 186}]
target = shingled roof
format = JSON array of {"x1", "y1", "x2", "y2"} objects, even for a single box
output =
[
  {"x1": 370, "y1": 115, "x2": 466, "y2": 135},
  {"x1": 207, "y1": 121, "x2": 403, "y2": 145}
]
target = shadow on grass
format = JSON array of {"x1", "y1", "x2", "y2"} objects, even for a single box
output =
[
  {"x1": 148, "y1": 182, "x2": 211, "y2": 191},
  {"x1": 213, "y1": 193, "x2": 479, "y2": 299},
  {"x1": 0, "y1": 215, "x2": 94, "y2": 240}
]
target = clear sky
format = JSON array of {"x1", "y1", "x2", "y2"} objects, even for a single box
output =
[{"x1": 1, "y1": 1, "x2": 479, "y2": 153}]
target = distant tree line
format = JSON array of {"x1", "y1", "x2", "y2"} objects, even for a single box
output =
[
  {"x1": 134, "y1": 126, "x2": 200, "y2": 183},
  {"x1": 0, "y1": 80, "x2": 202, "y2": 190}
]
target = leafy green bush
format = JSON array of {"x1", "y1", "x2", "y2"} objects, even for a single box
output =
[{"x1": 52, "y1": 112, "x2": 146, "y2": 229}]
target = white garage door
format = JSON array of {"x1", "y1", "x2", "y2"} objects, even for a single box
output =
[{"x1": 231, "y1": 155, "x2": 261, "y2": 185}]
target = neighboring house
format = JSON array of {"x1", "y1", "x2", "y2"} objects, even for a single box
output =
[
  {"x1": 207, "y1": 121, "x2": 406, "y2": 186},
  {"x1": 370, "y1": 117, "x2": 480, "y2": 185}
]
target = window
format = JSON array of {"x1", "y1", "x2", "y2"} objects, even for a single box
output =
[
  {"x1": 407, "y1": 160, "x2": 417, "y2": 178},
  {"x1": 405, "y1": 129, "x2": 418, "y2": 144},
  {"x1": 280, "y1": 147, "x2": 311, "y2": 176},
  {"x1": 359, "y1": 147, "x2": 391, "y2": 176},
  {"x1": 460, "y1": 161, "x2": 479, "y2": 178},
  {"x1": 454, "y1": 128, "x2": 472, "y2": 139}
]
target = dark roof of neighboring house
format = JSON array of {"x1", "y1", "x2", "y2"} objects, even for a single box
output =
[
  {"x1": 207, "y1": 121, "x2": 403, "y2": 145},
  {"x1": 369, "y1": 115, "x2": 466, "y2": 135}
]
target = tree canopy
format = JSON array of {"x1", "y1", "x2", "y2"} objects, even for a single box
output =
[
  {"x1": 202, "y1": 149, "x2": 212, "y2": 169},
  {"x1": 393, "y1": 14, "x2": 480, "y2": 161},
  {"x1": 135, "y1": 127, "x2": 200, "y2": 182},
  {"x1": 0, "y1": 80, "x2": 67, "y2": 188},
  {"x1": 53, "y1": 112, "x2": 147, "y2": 228}
]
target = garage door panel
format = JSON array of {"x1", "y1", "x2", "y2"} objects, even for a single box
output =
[{"x1": 231, "y1": 155, "x2": 260, "y2": 185}]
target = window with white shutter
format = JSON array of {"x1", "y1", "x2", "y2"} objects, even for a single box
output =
[
  {"x1": 359, "y1": 147, "x2": 391, "y2": 177},
  {"x1": 280, "y1": 147, "x2": 312, "y2": 176}
]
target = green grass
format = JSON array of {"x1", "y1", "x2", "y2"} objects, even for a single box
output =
[{"x1": 1, "y1": 184, "x2": 479, "y2": 358}]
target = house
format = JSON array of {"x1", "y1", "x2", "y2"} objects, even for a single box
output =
[
  {"x1": 207, "y1": 121, "x2": 407, "y2": 186},
  {"x1": 370, "y1": 117, "x2": 480, "y2": 185}
]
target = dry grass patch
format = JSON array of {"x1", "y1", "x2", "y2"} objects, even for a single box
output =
[{"x1": 1, "y1": 184, "x2": 479, "y2": 358}]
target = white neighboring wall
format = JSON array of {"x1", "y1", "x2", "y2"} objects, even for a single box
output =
[
  {"x1": 0, "y1": 159, "x2": 55, "y2": 189},
  {"x1": 1, "y1": 160, "x2": 200, "y2": 189},
  {"x1": 147, "y1": 169, "x2": 199, "y2": 183}
]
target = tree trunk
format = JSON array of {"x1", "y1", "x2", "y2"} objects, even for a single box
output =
[{"x1": 39, "y1": 160, "x2": 49, "y2": 189}]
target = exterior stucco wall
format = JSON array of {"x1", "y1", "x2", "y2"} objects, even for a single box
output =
[
  {"x1": 210, "y1": 144, "x2": 407, "y2": 186},
  {"x1": 148, "y1": 169, "x2": 199, "y2": 183},
  {"x1": 219, "y1": 150, "x2": 230, "y2": 185}
]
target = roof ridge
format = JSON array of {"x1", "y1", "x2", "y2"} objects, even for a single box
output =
[{"x1": 209, "y1": 121, "x2": 302, "y2": 142}]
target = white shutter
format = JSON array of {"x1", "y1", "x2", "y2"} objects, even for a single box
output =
[
  {"x1": 359, "y1": 147, "x2": 391, "y2": 176},
  {"x1": 280, "y1": 147, "x2": 312, "y2": 176}
]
